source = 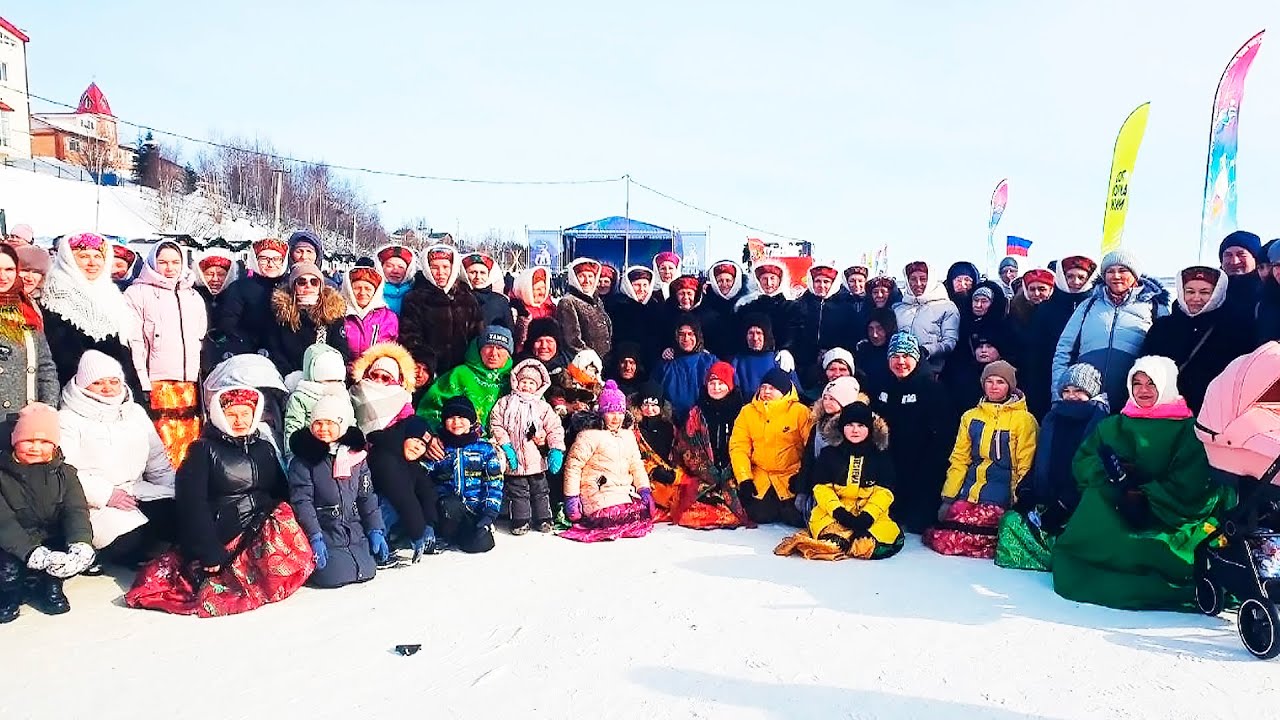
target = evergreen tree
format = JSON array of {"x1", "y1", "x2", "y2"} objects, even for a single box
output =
[{"x1": 133, "y1": 131, "x2": 158, "y2": 188}]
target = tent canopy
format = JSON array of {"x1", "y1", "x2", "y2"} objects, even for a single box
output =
[{"x1": 563, "y1": 216, "x2": 672, "y2": 239}]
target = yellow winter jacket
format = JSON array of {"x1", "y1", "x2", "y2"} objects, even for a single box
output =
[
  {"x1": 811, "y1": 478, "x2": 900, "y2": 543},
  {"x1": 943, "y1": 393, "x2": 1038, "y2": 507},
  {"x1": 729, "y1": 391, "x2": 813, "y2": 500}
]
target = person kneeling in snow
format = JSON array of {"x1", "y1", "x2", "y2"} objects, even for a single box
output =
[
  {"x1": 561, "y1": 381, "x2": 655, "y2": 542},
  {"x1": 1, "y1": 404, "x2": 95, "y2": 623},
  {"x1": 776, "y1": 402, "x2": 903, "y2": 560},
  {"x1": 427, "y1": 396, "x2": 503, "y2": 554},
  {"x1": 287, "y1": 395, "x2": 386, "y2": 588},
  {"x1": 490, "y1": 359, "x2": 566, "y2": 535},
  {"x1": 366, "y1": 415, "x2": 440, "y2": 558}
]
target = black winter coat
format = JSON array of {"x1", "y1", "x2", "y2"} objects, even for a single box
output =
[
  {"x1": 611, "y1": 295, "x2": 664, "y2": 369},
  {"x1": 176, "y1": 427, "x2": 288, "y2": 568},
  {"x1": 265, "y1": 287, "x2": 352, "y2": 377},
  {"x1": 795, "y1": 287, "x2": 862, "y2": 369},
  {"x1": 41, "y1": 309, "x2": 145, "y2": 402},
  {"x1": 1222, "y1": 272, "x2": 1261, "y2": 328},
  {"x1": 700, "y1": 286, "x2": 752, "y2": 359},
  {"x1": 287, "y1": 428, "x2": 382, "y2": 589},
  {"x1": 0, "y1": 451, "x2": 92, "y2": 560},
  {"x1": 1142, "y1": 304, "x2": 1254, "y2": 413},
  {"x1": 1022, "y1": 290, "x2": 1091, "y2": 419},
  {"x1": 366, "y1": 423, "x2": 439, "y2": 541},
  {"x1": 854, "y1": 339, "x2": 892, "y2": 399},
  {"x1": 400, "y1": 273, "x2": 485, "y2": 372},
  {"x1": 216, "y1": 274, "x2": 281, "y2": 357},
  {"x1": 555, "y1": 288, "x2": 613, "y2": 360},
  {"x1": 1256, "y1": 279, "x2": 1280, "y2": 347},
  {"x1": 736, "y1": 292, "x2": 802, "y2": 352},
  {"x1": 472, "y1": 287, "x2": 513, "y2": 330},
  {"x1": 871, "y1": 368, "x2": 955, "y2": 534}
]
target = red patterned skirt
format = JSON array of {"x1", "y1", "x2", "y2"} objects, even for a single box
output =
[
  {"x1": 559, "y1": 500, "x2": 654, "y2": 543},
  {"x1": 922, "y1": 500, "x2": 1005, "y2": 559},
  {"x1": 151, "y1": 380, "x2": 202, "y2": 469},
  {"x1": 125, "y1": 503, "x2": 315, "y2": 617}
]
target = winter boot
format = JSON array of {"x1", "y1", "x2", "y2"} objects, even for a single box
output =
[
  {"x1": 0, "y1": 553, "x2": 22, "y2": 624},
  {"x1": 510, "y1": 523, "x2": 530, "y2": 536},
  {"x1": 537, "y1": 520, "x2": 554, "y2": 534},
  {"x1": 25, "y1": 573, "x2": 71, "y2": 616}
]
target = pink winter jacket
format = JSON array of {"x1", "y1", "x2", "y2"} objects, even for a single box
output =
[
  {"x1": 490, "y1": 359, "x2": 566, "y2": 475},
  {"x1": 345, "y1": 307, "x2": 399, "y2": 358},
  {"x1": 124, "y1": 264, "x2": 208, "y2": 386},
  {"x1": 564, "y1": 419, "x2": 650, "y2": 516}
]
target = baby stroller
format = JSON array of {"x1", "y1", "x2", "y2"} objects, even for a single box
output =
[{"x1": 1194, "y1": 342, "x2": 1280, "y2": 659}]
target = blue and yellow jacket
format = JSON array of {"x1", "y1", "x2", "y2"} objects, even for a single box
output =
[
  {"x1": 427, "y1": 438, "x2": 504, "y2": 523},
  {"x1": 943, "y1": 392, "x2": 1038, "y2": 507}
]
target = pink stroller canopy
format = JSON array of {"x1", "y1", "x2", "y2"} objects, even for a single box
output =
[{"x1": 1196, "y1": 342, "x2": 1280, "y2": 480}]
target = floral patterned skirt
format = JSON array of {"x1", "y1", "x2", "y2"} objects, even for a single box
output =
[
  {"x1": 559, "y1": 500, "x2": 654, "y2": 543},
  {"x1": 151, "y1": 380, "x2": 202, "y2": 468},
  {"x1": 923, "y1": 500, "x2": 1005, "y2": 559},
  {"x1": 125, "y1": 503, "x2": 315, "y2": 617}
]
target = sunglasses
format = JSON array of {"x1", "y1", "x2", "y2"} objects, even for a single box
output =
[
  {"x1": 294, "y1": 277, "x2": 322, "y2": 288},
  {"x1": 367, "y1": 369, "x2": 398, "y2": 384}
]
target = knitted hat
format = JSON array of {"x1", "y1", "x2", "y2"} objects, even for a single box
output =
[
  {"x1": 1057, "y1": 362, "x2": 1102, "y2": 398},
  {"x1": 760, "y1": 367, "x2": 794, "y2": 396},
  {"x1": 632, "y1": 381, "x2": 663, "y2": 406},
  {"x1": 887, "y1": 332, "x2": 921, "y2": 360},
  {"x1": 706, "y1": 361, "x2": 735, "y2": 390},
  {"x1": 7, "y1": 224, "x2": 34, "y2": 244},
  {"x1": 74, "y1": 350, "x2": 124, "y2": 388},
  {"x1": 1181, "y1": 265, "x2": 1221, "y2": 287},
  {"x1": 288, "y1": 261, "x2": 323, "y2": 285},
  {"x1": 1219, "y1": 230, "x2": 1263, "y2": 264},
  {"x1": 310, "y1": 349, "x2": 347, "y2": 383},
  {"x1": 838, "y1": 401, "x2": 875, "y2": 430},
  {"x1": 1267, "y1": 239, "x2": 1280, "y2": 265},
  {"x1": 480, "y1": 325, "x2": 514, "y2": 355},
  {"x1": 218, "y1": 387, "x2": 260, "y2": 412},
  {"x1": 401, "y1": 415, "x2": 430, "y2": 441},
  {"x1": 823, "y1": 376, "x2": 862, "y2": 408},
  {"x1": 999, "y1": 256, "x2": 1020, "y2": 271},
  {"x1": 972, "y1": 286, "x2": 995, "y2": 302},
  {"x1": 1100, "y1": 249, "x2": 1142, "y2": 279},
  {"x1": 515, "y1": 361, "x2": 544, "y2": 385},
  {"x1": 613, "y1": 341, "x2": 643, "y2": 364},
  {"x1": 287, "y1": 230, "x2": 322, "y2": 257},
  {"x1": 16, "y1": 246, "x2": 50, "y2": 274},
  {"x1": 11, "y1": 402, "x2": 59, "y2": 446},
  {"x1": 821, "y1": 348, "x2": 855, "y2": 373},
  {"x1": 598, "y1": 380, "x2": 628, "y2": 414},
  {"x1": 981, "y1": 360, "x2": 1018, "y2": 392},
  {"x1": 441, "y1": 395, "x2": 478, "y2": 424},
  {"x1": 310, "y1": 391, "x2": 354, "y2": 428},
  {"x1": 1022, "y1": 268, "x2": 1054, "y2": 289}
]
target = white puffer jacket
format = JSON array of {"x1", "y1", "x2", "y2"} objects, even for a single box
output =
[
  {"x1": 893, "y1": 279, "x2": 960, "y2": 373},
  {"x1": 58, "y1": 381, "x2": 176, "y2": 549}
]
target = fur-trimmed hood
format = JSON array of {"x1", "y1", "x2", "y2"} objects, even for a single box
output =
[
  {"x1": 351, "y1": 341, "x2": 417, "y2": 392},
  {"x1": 288, "y1": 426, "x2": 366, "y2": 466},
  {"x1": 810, "y1": 391, "x2": 889, "y2": 451},
  {"x1": 272, "y1": 284, "x2": 347, "y2": 332}
]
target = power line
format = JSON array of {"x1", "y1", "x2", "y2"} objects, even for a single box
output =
[{"x1": 628, "y1": 176, "x2": 811, "y2": 243}]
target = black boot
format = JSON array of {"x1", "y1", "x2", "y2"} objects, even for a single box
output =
[
  {"x1": 0, "y1": 552, "x2": 22, "y2": 624},
  {"x1": 25, "y1": 573, "x2": 70, "y2": 616}
]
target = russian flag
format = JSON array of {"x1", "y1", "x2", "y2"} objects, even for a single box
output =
[{"x1": 1006, "y1": 236, "x2": 1032, "y2": 257}]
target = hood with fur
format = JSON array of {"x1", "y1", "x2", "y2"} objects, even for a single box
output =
[
  {"x1": 271, "y1": 284, "x2": 347, "y2": 331},
  {"x1": 509, "y1": 357, "x2": 552, "y2": 397},
  {"x1": 351, "y1": 341, "x2": 417, "y2": 392}
]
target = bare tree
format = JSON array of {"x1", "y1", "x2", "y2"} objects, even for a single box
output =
[{"x1": 69, "y1": 134, "x2": 117, "y2": 182}]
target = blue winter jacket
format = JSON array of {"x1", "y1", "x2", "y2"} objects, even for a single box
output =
[
  {"x1": 731, "y1": 352, "x2": 800, "y2": 399},
  {"x1": 427, "y1": 439, "x2": 504, "y2": 523},
  {"x1": 1027, "y1": 397, "x2": 1109, "y2": 512},
  {"x1": 656, "y1": 350, "x2": 717, "y2": 423},
  {"x1": 382, "y1": 278, "x2": 414, "y2": 315},
  {"x1": 1051, "y1": 278, "x2": 1169, "y2": 409}
]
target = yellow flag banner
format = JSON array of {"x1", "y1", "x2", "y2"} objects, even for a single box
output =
[{"x1": 1101, "y1": 102, "x2": 1151, "y2": 256}]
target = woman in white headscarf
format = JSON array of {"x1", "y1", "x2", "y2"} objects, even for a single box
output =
[{"x1": 38, "y1": 232, "x2": 144, "y2": 400}]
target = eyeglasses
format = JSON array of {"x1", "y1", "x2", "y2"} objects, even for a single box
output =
[
  {"x1": 258, "y1": 255, "x2": 285, "y2": 266},
  {"x1": 294, "y1": 277, "x2": 322, "y2": 288},
  {"x1": 367, "y1": 369, "x2": 398, "y2": 385}
]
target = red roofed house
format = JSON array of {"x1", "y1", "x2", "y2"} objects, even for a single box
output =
[
  {"x1": 0, "y1": 15, "x2": 31, "y2": 160},
  {"x1": 31, "y1": 82, "x2": 135, "y2": 174}
]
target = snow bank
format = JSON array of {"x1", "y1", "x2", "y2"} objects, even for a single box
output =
[{"x1": 1, "y1": 526, "x2": 1274, "y2": 719}]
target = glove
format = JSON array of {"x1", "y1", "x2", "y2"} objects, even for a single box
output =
[
  {"x1": 547, "y1": 449, "x2": 565, "y2": 475},
  {"x1": 309, "y1": 533, "x2": 328, "y2": 570},
  {"x1": 501, "y1": 444, "x2": 519, "y2": 471},
  {"x1": 662, "y1": 348, "x2": 675, "y2": 362},
  {"x1": 738, "y1": 479, "x2": 757, "y2": 498},
  {"x1": 367, "y1": 529, "x2": 390, "y2": 563},
  {"x1": 775, "y1": 350, "x2": 795, "y2": 373},
  {"x1": 1116, "y1": 490, "x2": 1151, "y2": 530},
  {"x1": 1098, "y1": 444, "x2": 1128, "y2": 486},
  {"x1": 638, "y1": 487, "x2": 656, "y2": 517},
  {"x1": 413, "y1": 526, "x2": 439, "y2": 557},
  {"x1": 26, "y1": 546, "x2": 53, "y2": 571},
  {"x1": 47, "y1": 542, "x2": 96, "y2": 578},
  {"x1": 652, "y1": 467, "x2": 676, "y2": 484},
  {"x1": 832, "y1": 507, "x2": 874, "y2": 535},
  {"x1": 565, "y1": 496, "x2": 584, "y2": 521},
  {"x1": 937, "y1": 500, "x2": 955, "y2": 522},
  {"x1": 107, "y1": 488, "x2": 139, "y2": 512}
]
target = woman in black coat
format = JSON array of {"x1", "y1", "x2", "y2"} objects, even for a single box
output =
[
  {"x1": 265, "y1": 262, "x2": 351, "y2": 377},
  {"x1": 1141, "y1": 266, "x2": 1254, "y2": 413},
  {"x1": 216, "y1": 238, "x2": 290, "y2": 357},
  {"x1": 366, "y1": 417, "x2": 440, "y2": 555},
  {"x1": 1022, "y1": 256, "x2": 1098, "y2": 419},
  {"x1": 399, "y1": 245, "x2": 485, "y2": 373}
]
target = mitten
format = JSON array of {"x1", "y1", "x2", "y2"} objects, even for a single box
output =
[
  {"x1": 501, "y1": 444, "x2": 519, "y2": 471},
  {"x1": 738, "y1": 479, "x2": 757, "y2": 498},
  {"x1": 47, "y1": 542, "x2": 95, "y2": 578},
  {"x1": 652, "y1": 467, "x2": 676, "y2": 484},
  {"x1": 662, "y1": 348, "x2": 675, "y2": 362},
  {"x1": 309, "y1": 533, "x2": 329, "y2": 570},
  {"x1": 832, "y1": 507, "x2": 874, "y2": 535},
  {"x1": 26, "y1": 546, "x2": 52, "y2": 571},
  {"x1": 367, "y1": 529, "x2": 390, "y2": 563},
  {"x1": 565, "y1": 496, "x2": 584, "y2": 521},
  {"x1": 413, "y1": 526, "x2": 439, "y2": 556},
  {"x1": 638, "y1": 487, "x2": 656, "y2": 516},
  {"x1": 1116, "y1": 490, "x2": 1151, "y2": 530},
  {"x1": 547, "y1": 449, "x2": 565, "y2": 475},
  {"x1": 775, "y1": 350, "x2": 795, "y2": 373},
  {"x1": 1098, "y1": 444, "x2": 1128, "y2": 485}
]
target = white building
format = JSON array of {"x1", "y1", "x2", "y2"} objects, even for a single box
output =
[{"x1": 0, "y1": 15, "x2": 30, "y2": 160}]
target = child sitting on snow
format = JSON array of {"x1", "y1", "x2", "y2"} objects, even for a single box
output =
[
  {"x1": 490, "y1": 359, "x2": 566, "y2": 535},
  {"x1": 561, "y1": 381, "x2": 655, "y2": 542},
  {"x1": 776, "y1": 402, "x2": 903, "y2": 560},
  {"x1": 1, "y1": 404, "x2": 96, "y2": 623},
  {"x1": 630, "y1": 381, "x2": 680, "y2": 517},
  {"x1": 287, "y1": 395, "x2": 387, "y2": 587},
  {"x1": 366, "y1": 415, "x2": 440, "y2": 559},
  {"x1": 925, "y1": 360, "x2": 1038, "y2": 560},
  {"x1": 729, "y1": 368, "x2": 813, "y2": 528},
  {"x1": 427, "y1": 396, "x2": 503, "y2": 554}
]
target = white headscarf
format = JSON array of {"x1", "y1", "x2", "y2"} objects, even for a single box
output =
[{"x1": 39, "y1": 232, "x2": 133, "y2": 342}]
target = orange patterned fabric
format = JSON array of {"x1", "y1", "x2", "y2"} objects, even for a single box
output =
[{"x1": 151, "y1": 380, "x2": 201, "y2": 468}]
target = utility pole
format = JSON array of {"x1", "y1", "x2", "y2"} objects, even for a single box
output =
[
  {"x1": 623, "y1": 174, "x2": 631, "y2": 268},
  {"x1": 271, "y1": 167, "x2": 289, "y2": 236}
]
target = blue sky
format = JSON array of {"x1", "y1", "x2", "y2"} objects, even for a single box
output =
[{"x1": 12, "y1": 2, "x2": 1280, "y2": 274}]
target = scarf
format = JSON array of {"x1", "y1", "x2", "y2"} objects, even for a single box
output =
[
  {"x1": 497, "y1": 390, "x2": 543, "y2": 471},
  {"x1": 40, "y1": 239, "x2": 132, "y2": 342},
  {"x1": 0, "y1": 289, "x2": 42, "y2": 344},
  {"x1": 60, "y1": 379, "x2": 133, "y2": 423},
  {"x1": 1121, "y1": 398, "x2": 1193, "y2": 420},
  {"x1": 350, "y1": 380, "x2": 413, "y2": 434}
]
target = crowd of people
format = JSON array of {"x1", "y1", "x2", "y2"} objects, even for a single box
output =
[{"x1": 0, "y1": 221, "x2": 1274, "y2": 622}]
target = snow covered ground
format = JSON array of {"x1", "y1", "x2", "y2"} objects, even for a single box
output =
[{"x1": 2, "y1": 525, "x2": 1274, "y2": 720}]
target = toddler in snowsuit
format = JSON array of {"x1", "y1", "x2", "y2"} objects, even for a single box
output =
[
  {"x1": 0, "y1": 404, "x2": 96, "y2": 623},
  {"x1": 427, "y1": 396, "x2": 504, "y2": 554},
  {"x1": 490, "y1": 359, "x2": 567, "y2": 535},
  {"x1": 366, "y1": 415, "x2": 440, "y2": 558},
  {"x1": 776, "y1": 402, "x2": 903, "y2": 560},
  {"x1": 287, "y1": 395, "x2": 386, "y2": 588},
  {"x1": 282, "y1": 343, "x2": 353, "y2": 458}
]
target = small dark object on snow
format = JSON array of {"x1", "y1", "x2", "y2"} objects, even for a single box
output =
[{"x1": 394, "y1": 644, "x2": 422, "y2": 656}]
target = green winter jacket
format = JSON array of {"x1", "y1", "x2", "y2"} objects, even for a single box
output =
[
  {"x1": 0, "y1": 451, "x2": 93, "y2": 560},
  {"x1": 1052, "y1": 414, "x2": 1228, "y2": 611},
  {"x1": 417, "y1": 340, "x2": 513, "y2": 430}
]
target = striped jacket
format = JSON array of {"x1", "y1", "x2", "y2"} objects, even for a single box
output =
[{"x1": 943, "y1": 393, "x2": 1038, "y2": 507}]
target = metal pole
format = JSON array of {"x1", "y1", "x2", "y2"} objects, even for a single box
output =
[
  {"x1": 351, "y1": 212, "x2": 358, "y2": 254},
  {"x1": 624, "y1": 174, "x2": 631, "y2": 268},
  {"x1": 272, "y1": 168, "x2": 285, "y2": 236}
]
